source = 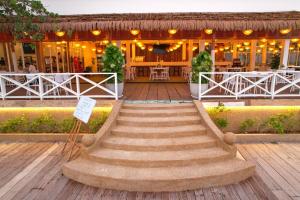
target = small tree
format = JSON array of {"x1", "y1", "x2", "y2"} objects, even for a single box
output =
[
  {"x1": 191, "y1": 51, "x2": 212, "y2": 84},
  {"x1": 102, "y1": 44, "x2": 125, "y2": 83},
  {"x1": 0, "y1": 0, "x2": 56, "y2": 41}
]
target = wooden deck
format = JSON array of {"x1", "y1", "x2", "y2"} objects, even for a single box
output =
[
  {"x1": 0, "y1": 142, "x2": 298, "y2": 199},
  {"x1": 123, "y1": 83, "x2": 192, "y2": 101}
]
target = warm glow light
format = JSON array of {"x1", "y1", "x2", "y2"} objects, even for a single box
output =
[
  {"x1": 257, "y1": 49, "x2": 262, "y2": 53},
  {"x1": 112, "y1": 42, "x2": 117, "y2": 46},
  {"x1": 175, "y1": 44, "x2": 181, "y2": 48},
  {"x1": 81, "y1": 45, "x2": 86, "y2": 49},
  {"x1": 75, "y1": 43, "x2": 80, "y2": 47},
  {"x1": 230, "y1": 50, "x2": 234, "y2": 53},
  {"x1": 219, "y1": 47, "x2": 224, "y2": 51},
  {"x1": 178, "y1": 41, "x2": 183, "y2": 45},
  {"x1": 168, "y1": 29, "x2": 177, "y2": 35},
  {"x1": 270, "y1": 40, "x2": 276, "y2": 46},
  {"x1": 137, "y1": 42, "x2": 143, "y2": 47},
  {"x1": 259, "y1": 44, "x2": 265, "y2": 48},
  {"x1": 47, "y1": 45, "x2": 51, "y2": 48},
  {"x1": 291, "y1": 38, "x2": 299, "y2": 43},
  {"x1": 148, "y1": 46, "x2": 153, "y2": 51},
  {"x1": 280, "y1": 29, "x2": 291, "y2": 35},
  {"x1": 298, "y1": 43, "x2": 300, "y2": 47},
  {"x1": 245, "y1": 46, "x2": 250, "y2": 50},
  {"x1": 91, "y1": 30, "x2": 101, "y2": 36},
  {"x1": 205, "y1": 42, "x2": 209, "y2": 46},
  {"x1": 130, "y1": 29, "x2": 140, "y2": 36},
  {"x1": 103, "y1": 40, "x2": 109, "y2": 44},
  {"x1": 97, "y1": 49, "x2": 102, "y2": 53},
  {"x1": 224, "y1": 46, "x2": 230, "y2": 50},
  {"x1": 261, "y1": 38, "x2": 267, "y2": 43},
  {"x1": 269, "y1": 47, "x2": 274, "y2": 51},
  {"x1": 242, "y1": 29, "x2": 253, "y2": 36},
  {"x1": 279, "y1": 45, "x2": 283, "y2": 49},
  {"x1": 214, "y1": 49, "x2": 218, "y2": 53},
  {"x1": 204, "y1": 29, "x2": 213, "y2": 35},
  {"x1": 289, "y1": 46, "x2": 295, "y2": 50},
  {"x1": 239, "y1": 48, "x2": 244, "y2": 51},
  {"x1": 236, "y1": 44, "x2": 242, "y2": 48},
  {"x1": 243, "y1": 42, "x2": 250, "y2": 46},
  {"x1": 55, "y1": 31, "x2": 65, "y2": 37},
  {"x1": 92, "y1": 48, "x2": 96, "y2": 51},
  {"x1": 274, "y1": 49, "x2": 279, "y2": 53},
  {"x1": 61, "y1": 41, "x2": 66, "y2": 44},
  {"x1": 141, "y1": 46, "x2": 146, "y2": 50},
  {"x1": 56, "y1": 42, "x2": 61, "y2": 45}
]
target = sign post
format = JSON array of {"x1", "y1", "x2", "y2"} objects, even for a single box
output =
[{"x1": 62, "y1": 96, "x2": 96, "y2": 160}]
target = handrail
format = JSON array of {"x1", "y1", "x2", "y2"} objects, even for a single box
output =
[
  {"x1": 0, "y1": 72, "x2": 119, "y2": 100},
  {"x1": 198, "y1": 71, "x2": 300, "y2": 100}
]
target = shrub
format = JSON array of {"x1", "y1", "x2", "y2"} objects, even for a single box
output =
[
  {"x1": 29, "y1": 113, "x2": 59, "y2": 133},
  {"x1": 191, "y1": 51, "x2": 212, "y2": 84},
  {"x1": 0, "y1": 115, "x2": 29, "y2": 133},
  {"x1": 262, "y1": 113, "x2": 294, "y2": 134},
  {"x1": 60, "y1": 118, "x2": 76, "y2": 133},
  {"x1": 239, "y1": 119, "x2": 256, "y2": 133},
  {"x1": 214, "y1": 118, "x2": 228, "y2": 130}
]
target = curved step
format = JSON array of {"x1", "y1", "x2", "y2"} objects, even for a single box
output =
[
  {"x1": 63, "y1": 157, "x2": 255, "y2": 192},
  {"x1": 85, "y1": 147, "x2": 232, "y2": 167},
  {"x1": 117, "y1": 116, "x2": 201, "y2": 127},
  {"x1": 119, "y1": 108, "x2": 198, "y2": 117},
  {"x1": 111, "y1": 125, "x2": 207, "y2": 138},
  {"x1": 101, "y1": 135, "x2": 217, "y2": 151},
  {"x1": 122, "y1": 103, "x2": 194, "y2": 110}
]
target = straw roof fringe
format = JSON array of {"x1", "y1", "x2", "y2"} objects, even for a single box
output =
[{"x1": 1, "y1": 12, "x2": 300, "y2": 32}]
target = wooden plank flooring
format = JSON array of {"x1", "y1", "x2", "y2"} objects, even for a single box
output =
[
  {"x1": 0, "y1": 142, "x2": 299, "y2": 199},
  {"x1": 123, "y1": 83, "x2": 192, "y2": 101}
]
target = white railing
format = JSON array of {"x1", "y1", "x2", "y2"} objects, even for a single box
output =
[
  {"x1": 0, "y1": 73, "x2": 119, "y2": 100},
  {"x1": 198, "y1": 71, "x2": 300, "y2": 99}
]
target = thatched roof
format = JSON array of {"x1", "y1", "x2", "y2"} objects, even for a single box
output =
[{"x1": 1, "y1": 11, "x2": 300, "y2": 32}]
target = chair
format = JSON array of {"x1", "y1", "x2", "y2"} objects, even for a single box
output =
[
  {"x1": 63, "y1": 74, "x2": 73, "y2": 94},
  {"x1": 161, "y1": 67, "x2": 170, "y2": 80},
  {"x1": 149, "y1": 67, "x2": 158, "y2": 80},
  {"x1": 125, "y1": 67, "x2": 136, "y2": 80},
  {"x1": 25, "y1": 74, "x2": 39, "y2": 96},
  {"x1": 182, "y1": 67, "x2": 191, "y2": 80},
  {"x1": 44, "y1": 75, "x2": 59, "y2": 96}
]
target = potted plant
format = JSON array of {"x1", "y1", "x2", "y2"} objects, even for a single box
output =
[
  {"x1": 270, "y1": 53, "x2": 280, "y2": 70},
  {"x1": 190, "y1": 51, "x2": 213, "y2": 98},
  {"x1": 102, "y1": 44, "x2": 125, "y2": 97}
]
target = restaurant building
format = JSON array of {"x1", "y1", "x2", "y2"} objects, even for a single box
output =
[{"x1": 0, "y1": 12, "x2": 300, "y2": 82}]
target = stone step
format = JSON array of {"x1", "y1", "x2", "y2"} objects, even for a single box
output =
[
  {"x1": 85, "y1": 147, "x2": 232, "y2": 167},
  {"x1": 117, "y1": 116, "x2": 201, "y2": 127},
  {"x1": 111, "y1": 125, "x2": 207, "y2": 138},
  {"x1": 63, "y1": 157, "x2": 255, "y2": 192},
  {"x1": 122, "y1": 103, "x2": 194, "y2": 110},
  {"x1": 119, "y1": 108, "x2": 198, "y2": 117},
  {"x1": 101, "y1": 135, "x2": 217, "y2": 151}
]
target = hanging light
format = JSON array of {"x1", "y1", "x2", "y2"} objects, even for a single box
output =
[
  {"x1": 245, "y1": 46, "x2": 250, "y2": 50},
  {"x1": 168, "y1": 29, "x2": 177, "y2": 35},
  {"x1": 81, "y1": 45, "x2": 86, "y2": 49},
  {"x1": 259, "y1": 44, "x2": 265, "y2": 48},
  {"x1": 219, "y1": 47, "x2": 224, "y2": 51},
  {"x1": 91, "y1": 30, "x2": 101, "y2": 36},
  {"x1": 243, "y1": 42, "x2": 250, "y2": 46},
  {"x1": 257, "y1": 49, "x2": 262, "y2": 53},
  {"x1": 205, "y1": 42, "x2": 209, "y2": 46},
  {"x1": 289, "y1": 46, "x2": 295, "y2": 50},
  {"x1": 92, "y1": 48, "x2": 96, "y2": 51},
  {"x1": 260, "y1": 38, "x2": 267, "y2": 43},
  {"x1": 270, "y1": 40, "x2": 276, "y2": 46},
  {"x1": 242, "y1": 29, "x2": 253, "y2": 36},
  {"x1": 148, "y1": 45, "x2": 153, "y2": 51},
  {"x1": 291, "y1": 38, "x2": 299, "y2": 43},
  {"x1": 102, "y1": 40, "x2": 109, "y2": 44},
  {"x1": 75, "y1": 43, "x2": 80, "y2": 48},
  {"x1": 239, "y1": 48, "x2": 244, "y2": 51},
  {"x1": 55, "y1": 31, "x2": 65, "y2": 37},
  {"x1": 236, "y1": 44, "x2": 242, "y2": 48},
  {"x1": 204, "y1": 29, "x2": 213, "y2": 35},
  {"x1": 280, "y1": 29, "x2": 291, "y2": 35},
  {"x1": 130, "y1": 29, "x2": 140, "y2": 36}
]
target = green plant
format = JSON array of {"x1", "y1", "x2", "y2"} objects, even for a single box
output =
[
  {"x1": 270, "y1": 53, "x2": 280, "y2": 70},
  {"x1": 191, "y1": 51, "x2": 212, "y2": 84},
  {"x1": 29, "y1": 114, "x2": 59, "y2": 133},
  {"x1": 102, "y1": 44, "x2": 125, "y2": 83},
  {"x1": 262, "y1": 113, "x2": 294, "y2": 134},
  {"x1": 60, "y1": 118, "x2": 75, "y2": 133},
  {"x1": 207, "y1": 104, "x2": 229, "y2": 118},
  {"x1": 239, "y1": 119, "x2": 256, "y2": 133},
  {"x1": 0, "y1": 115, "x2": 29, "y2": 133},
  {"x1": 214, "y1": 118, "x2": 228, "y2": 130}
]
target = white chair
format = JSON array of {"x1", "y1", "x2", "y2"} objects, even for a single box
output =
[
  {"x1": 44, "y1": 75, "x2": 59, "y2": 96},
  {"x1": 182, "y1": 67, "x2": 191, "y2": 80},
  {"x1": 161, "y1": 67, "x2": 170, "y2": 80},
  {"x1": 25, "y1": 74, "x2": 39, "y2": 96},
  {"x1": 125, "y1": 67, "x2": 136, "y2": 80},
  {"x1": 149, "y1": 67, "x2": 158, "y2": 80}
]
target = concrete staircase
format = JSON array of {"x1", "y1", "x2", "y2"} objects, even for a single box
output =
[{"x1": 63, "y1": 102, "x2": 255, "y2": 192}]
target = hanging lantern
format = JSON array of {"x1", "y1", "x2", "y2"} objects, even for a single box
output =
[
  {"x1": 55, "y1": 31, "x2": 65, "y2": 37},
  {"x1": 291, "y1": 38, "x2": 299, "y2": 43},
  {"x1": 168, "y1": 29, "x2": 177, "y2": 35},
  {"x1": 204, "y1": 29, "x2": 213, "y2": 35},
  {"x1": 280, "y1": 29, "x2": 291, "y2": 35},
  {"x1": 242, "y1": 29, "x2": 253, "y2": 36},
  {"x1": 91, "y1": 30, "x2": 101, "y2": 36},
  {"x1": 130, "y1": 29, "x2": 140, "y2": 36}
]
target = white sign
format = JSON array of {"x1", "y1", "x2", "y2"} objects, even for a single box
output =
[{"x1": 73, "y1": 96, "x2": 96, "y2": 124}]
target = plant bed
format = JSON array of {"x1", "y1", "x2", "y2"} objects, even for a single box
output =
[
  {"x1": 236, "y1": 133, "x2": 300, "y2": 143},
  {"x1": 206, "y1": 105, "x2": 300, "y2": 134},
  {"x1": 0, "y1": 107, "x2": 111, "y2": 134},
  {"x1": 0, "y1": 133, "x2": 88, "y2": 142}
]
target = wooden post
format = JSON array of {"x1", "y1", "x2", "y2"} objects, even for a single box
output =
[
  {"x1": 188, "y1": 40, "x2": 193, "y2": 67},
  {"x1": 232, "y1": 42, "x2": 238, "y2": 59},
  {"x1": 262, "y1": 44, "x2": 267, "y2": 67},
  {"x1": 199, "y1": 40, "x2": 205, "y2": 52},
  {"x1": 249, "y1": 40, "x2": 257, "y2": 71},
  {"x1": 20, "y1": 43, "x2": 25, "y2": 69},
  {"x1": 132, "y1": 43, "x2": 136, "y2": 62},
  {"x1": 4, "y1": 43, "x2": 12, "y2": 72},
  {"x1": 126, "y1": 41, "x2": 131, "y2": 67},
  {"x1": 211, "y1": 40, "x2": 215, "y2": 71},
  {"x1": 182, "y1": 42, "x2": 187, "y2": 61}
]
